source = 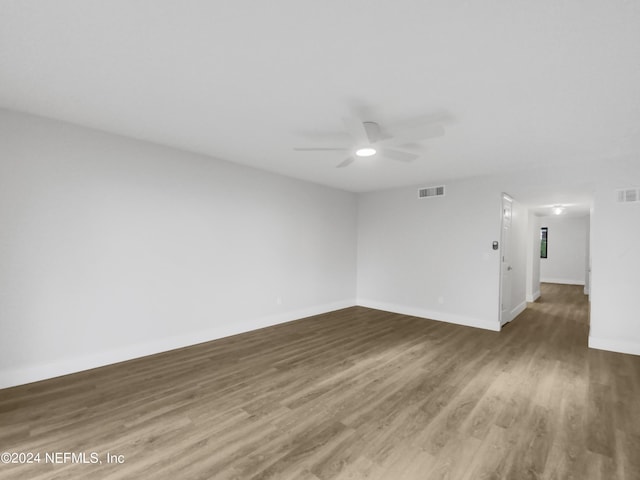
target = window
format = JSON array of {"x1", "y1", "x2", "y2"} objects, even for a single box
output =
[{"x1": 540, "y1": 227, "x2": 548, "y2": 258}]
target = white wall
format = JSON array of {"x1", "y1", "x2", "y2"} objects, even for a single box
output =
[
  {"x1": 590, "y1": 159, "x2": 640, "y2": 355},
  {"x1": 357, "y1": 178, "x2": 503, "y2": 331},
  {"x1": 0, "y1": 110, "x2": 358, "y2": 388},
  {"x1": 584, "y1": 215, "x2": 591, "y2": 295},
  {"x1": 525, "y1": 212, "x2": 541, "y2": 302},
  {"x1": 539, "y1": 215, "x2": 589, "y2": 285}
]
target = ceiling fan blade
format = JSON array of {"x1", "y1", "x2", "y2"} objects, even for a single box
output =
[
  {"x1": 336, "y1": 157, "x2": 355, "y2": 168},
  {"x1": 363, "y1": 122, "x2": 382, "y2": 143},
  {"x1": 342, "y1": 116, "x2": 369, "y2": 144},
  {"x1": 382, "y1": 148, "x2": 419, "y2": 162},
  {"x1": 293, "y1": 130, "x2": 351, "y2": 143},
  {"x1": 293, "y1": 147, "x2": 349, "y2": 151}
]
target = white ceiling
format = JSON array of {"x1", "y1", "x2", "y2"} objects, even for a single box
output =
[{"x1": 1, "y1": 1, "x2": 639, "y2": 202}]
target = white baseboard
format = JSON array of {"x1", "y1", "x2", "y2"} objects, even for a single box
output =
[
  {"x1": 588, "y1": 336, "x2": 640, "y2": 356},
  {"x1": 540, "y1": 278, "x2": 585, "y2": 286},
  {"x1": 526, "y1": 290, "x2": 541, "y2": 303},
  {"x1": 0, "y1": 299, "x2": 356, "y2": 390},
  {"x1": 356, "y1": 299, "x2": 501, "y2": 332}
]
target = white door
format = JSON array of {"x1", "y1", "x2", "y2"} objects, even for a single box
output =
[{"x1": 500, "y1": 194, "x2": 513, "y2": 325}]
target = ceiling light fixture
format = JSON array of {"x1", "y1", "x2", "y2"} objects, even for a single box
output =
[
  {"x1": 355, "y1": 147, "x2": 377, "y2": 157},
  {"x1": 552, "y1": 205, "x2": 565, "y2": 215}
]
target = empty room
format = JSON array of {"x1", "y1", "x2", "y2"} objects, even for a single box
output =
[{"x1": 1, "y1": 1, "x2": 640, "y2": 479}]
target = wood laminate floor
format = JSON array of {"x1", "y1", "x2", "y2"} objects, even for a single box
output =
[{"x1": 1, "y1": 283, "x2": 640, "y2": 479}]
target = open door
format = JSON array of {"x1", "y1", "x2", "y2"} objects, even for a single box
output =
[{"x1": 500, "y1": 194, "x2": 513, "y2": 326}]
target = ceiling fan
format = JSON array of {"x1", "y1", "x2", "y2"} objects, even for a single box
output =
[{"x1": 294, "y1": 116, "x2": 445, "y2": 168}]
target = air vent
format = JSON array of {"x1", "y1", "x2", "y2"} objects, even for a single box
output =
[
  {"x1": 418, "y1": 185, "x2": 445, "y2": 199},
  {"x1": 616, "y1": 188, "x2": 640, "y2": 203}
]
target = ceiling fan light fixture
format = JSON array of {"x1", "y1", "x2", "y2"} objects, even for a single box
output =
[{"x1": 355, "y1": 147, "x2": 377, "y2": 157}]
